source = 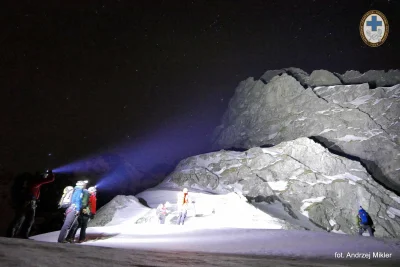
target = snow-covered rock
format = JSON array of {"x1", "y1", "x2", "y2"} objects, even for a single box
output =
[
  {"x1": 213, "y1": 69, "x2": 400, "y2": 194},
  {"x1": 89, "y1": 195, "x2": 149, "y2": 227},
  {"x1": 160, "y1": 137, "x2": 400, "y2": 238}
]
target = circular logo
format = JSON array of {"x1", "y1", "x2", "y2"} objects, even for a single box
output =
[{"x1": 360, "y1": 10, "x2": 389, "y2": 47}]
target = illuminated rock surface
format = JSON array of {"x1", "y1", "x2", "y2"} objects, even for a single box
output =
[
  {"x1": 163, "y1": 137, "x2": 400, "y2": 238},
  {"x1": 213, "y1": 69, "x2": 400, "y2": 194}
]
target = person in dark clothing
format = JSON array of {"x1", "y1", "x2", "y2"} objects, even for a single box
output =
[
  {"x1": 9, "y1": 170, "x2": 55, "y2": 239},
  {"x1": 57, "y1": 180, "x2": 88, "y2": 243},
  {"x1": 356, "y1": 206, "x2": 375, "y2": 237}
]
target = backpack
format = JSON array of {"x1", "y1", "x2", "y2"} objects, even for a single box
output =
[
  {"x1": 359, "y1": 209, "x2": 370, "y2": 225},
  {"x1": 81, "y1": 189, "x2": 90, "y2": 214},
  {"x1": 58, "y1": 186, "x2": 74, "y2": 209}
]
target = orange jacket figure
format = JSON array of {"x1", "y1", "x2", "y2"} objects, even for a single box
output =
[{"x1": 177, "y1": 188, "x2": 190, "y2": 212}]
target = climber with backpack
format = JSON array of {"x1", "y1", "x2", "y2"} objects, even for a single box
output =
[
  {"x1": 356, "y1": 206, "x2": 375, "y2": 237},
  {"x1": 58, "y1": 186, "x2": 74, "y2": 209},
  {"x1": 66, "y1": 186, "x2": 97, "y2": 243},
  {"x1": 57, "y1": 180, "x2": 88, "y2": 243}
]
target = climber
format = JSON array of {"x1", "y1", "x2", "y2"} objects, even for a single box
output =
[
  {"x1": 356, "y1": 206, "x2": 375, "y2": 237},
  {"x1": 57, "y1": 180, "x2": 88, "y2": 243},
  {"x1": 58, "y1": 186, "x2": 74, "y2": 209},
  {"x1": 177, "y1": 188, "x2": 190, "y2": 225},
  {"x1": 9, "y1": 170, "x2": 55, "y2": 239},
  {"x1": 66, "y1": 186, "x2": 97, "y2": 243},
  {"x1": 156, "y1": 202, "x2": 170, "y2": 224}
]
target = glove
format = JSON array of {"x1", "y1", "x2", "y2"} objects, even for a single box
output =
[
  {"x1": 75, "y1": 211, "x2": 80, "y2": 216},
  {"x1": 90, "y1": 214, "x2": 95, "y2": 220}
]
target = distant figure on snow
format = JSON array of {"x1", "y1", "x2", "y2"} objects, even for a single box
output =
[
  {"x1": 156, "y1": 202, "x2": 170, "y2": 224},
  {"x1": 356, "y1": 206, "x2": 375, "y2": 237},
  {"x1": 57, "y1": 180, "x2": 88, "y2": 243},
  {"x1": 9, "y1": 170, "x2": 55, "y2": 239},
  {"x1": 177, "y1": 188, "x2": 191, "y2": 225},
  {"x1": 67, "y1": 186, "x2": 97, "y2": 243}
]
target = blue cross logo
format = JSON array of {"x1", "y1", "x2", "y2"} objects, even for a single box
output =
[{"x1": 366, "y1": 16, "x2": 382, "y2": 31}]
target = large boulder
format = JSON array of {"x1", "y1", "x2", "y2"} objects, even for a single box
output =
[
  {"x1": 213, "y1": 72, "x2": 400, "y2": 194},
  {"x1": 162, "y1": 138, "x2": 400, "y2": 238},
  {"x1": 308, "y1": 69, "x2": 342, "y2": 86},
  {"x1": 88, "y1": 195, "x2": 147, "y2": 227}
]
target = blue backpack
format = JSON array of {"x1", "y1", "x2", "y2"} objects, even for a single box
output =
[
  {"x1": 70, "y1": 186, "x2": 84, "y2": 211},
  {"x1": 359, "y1": 209, "x2": 369, "y2": 225}
]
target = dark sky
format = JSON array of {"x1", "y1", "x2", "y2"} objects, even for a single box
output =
[{"x1": 1, "y1": 0, "x2": 399, "y2": 173}]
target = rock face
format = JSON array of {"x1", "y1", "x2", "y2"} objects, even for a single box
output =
[
  {"x1": 163, "y1": 138, "x2": 400, "y2": 238},
  {"x1": 261, "y1": 68, "x2": 342, "y2": 87},
  {"x1": 338, "y1": 70, "x2": 400, "y2": 88},
  {"x1": 213, "y1": 69, "x2": 400, "y2": 194}
]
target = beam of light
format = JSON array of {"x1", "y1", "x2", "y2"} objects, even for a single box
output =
[
  {"x1": 112, "y1": 111, "x2": 216, "y2": 174},
  {"x1": 94, "y1": 116, "x2": 208, "y2": 192},
  {"x1": 53, "y1": 159, "x2": 91, "y2": 174},
  {"x1": 53, "y1": 153, "x2": 118, "y2": 174},
  {"x1": 54, "y1": 96, "x2": 222, "y2": 194},
  {"x1": 95, "y1": 162, "x2": 139, "y2": 191}
]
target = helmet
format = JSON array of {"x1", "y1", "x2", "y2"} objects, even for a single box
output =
[
  {"x1": 183, "y1": 188, "x2": 188, "y2": 193},
  {"x1": 63, "y1": 186, "x2": 73, "y2": 193},
  {"x1": 76, "y1": 180, "x2": 88, "y2": 186},
  {"x1": 88, "y1": 186, "x2": 97, "y2": 193}
]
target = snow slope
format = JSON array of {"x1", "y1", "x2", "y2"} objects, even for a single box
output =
[
  {"x1": 23, "y1": 187, "x2": 400, "y2": 266},
  {"x1": 31, "y1": 226, "x2": 400, "y2": 260},
  {"x1": 135, "y1": 189, "x2": 290, "y2": 229}
]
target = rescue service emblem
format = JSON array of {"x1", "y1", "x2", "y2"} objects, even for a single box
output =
[{"x1": 360, "y1": 10, "x2": 389, "y2": 47}]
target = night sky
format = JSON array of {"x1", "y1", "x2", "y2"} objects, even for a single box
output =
[{"x1": 1, "y1": 0, "x2": 399, "y2": 174}]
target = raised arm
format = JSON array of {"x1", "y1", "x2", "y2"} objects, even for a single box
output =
[{"x1": 32, "y1": 173, "x2": 55, "y2": 188}]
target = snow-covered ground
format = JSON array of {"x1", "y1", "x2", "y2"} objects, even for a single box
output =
[
  {"x1": 31, "y1": 226, "x2": 400, "y2": 260},
  {"x1": 1, "y1": 236, "x2": 398, "y2": 267},
  {"x1": 2, "y1": 188, "x2": 398, "y2": 266}
]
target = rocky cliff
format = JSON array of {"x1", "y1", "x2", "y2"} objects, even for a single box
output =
[
  {"x1": 161, "y1": 137, "x2": 400, "y2": 238},
  {"x1": 213, "y1": 68, "x2": 400, "y2": 195}
]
